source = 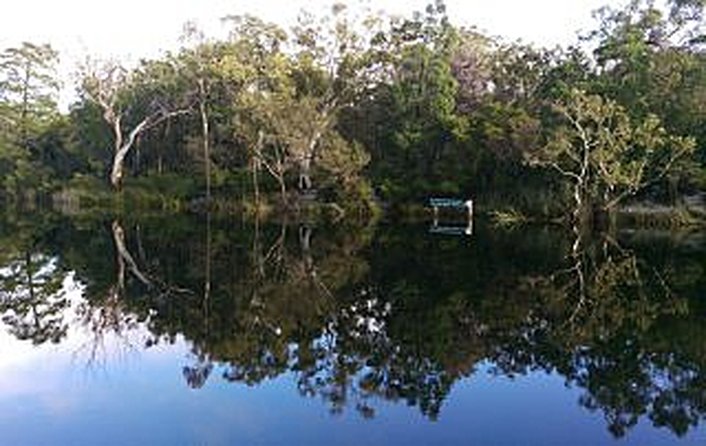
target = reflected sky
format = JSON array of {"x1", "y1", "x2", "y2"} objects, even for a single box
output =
[
  {"x1": 0, "y1": 213, "x2": 704, "y2": 445},
  {"x1": 1, "y1": 325, "x2": 703, "y2": 446}
]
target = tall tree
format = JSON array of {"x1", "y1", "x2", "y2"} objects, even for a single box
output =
[
  {"x1": 0, "y1": 42, "x2": 60, "y2": 195},
  {"x1": 360, "y1": 0, "x2": 467, "y2": 200},
  {"x1": 287, "y1": 2, "x2": 382, "y2": 191},
  {"x1": 180, "y1": 23, "x2": 218, "y2": 200}
]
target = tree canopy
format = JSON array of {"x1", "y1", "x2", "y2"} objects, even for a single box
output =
[{"x1": 0, "y1": 0, "x2": 703, "y2": 222}]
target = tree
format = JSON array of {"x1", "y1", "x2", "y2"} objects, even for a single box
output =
[
  {"x1": 0, "y1": 250, "x2": 69, "y2": 345},
  {"x1": 225, "y1": 14, "x2": 293, "y2": 203},
  {"x1": 80, "y1": 59, "x2": 191, "y2": 190},
  {"x1": 225, "y1": 8, "x2": 378, "y2": 204},
  {"x1": 287, "y1": 2, "x2": 382, "y2": 191},
  {"x1": 451, "y1": 29, "x2": 494, "y2": 114},
  {"x1": 359, "y1": 1, "x2": 467, "y2": 201},
  {"x1": 588, "y1": 0, "x2": 706, "y2": 188},
  {"x1": 529, "y1": 89, "x2": 696, "y2": 220},
  {"x1": 180, "y1": 23, "x2": 220, "y2": 200},
  {"x1": 0, "y1": 42, "x2": 60, "y2": 196},
  {"x1": 0, "y1": 42, "x2": 59, "y2": 139}
]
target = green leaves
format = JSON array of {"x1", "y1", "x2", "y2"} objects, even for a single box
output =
[
  {"x1": 0, "y1": 42, "x2": 61, "y2": 195},
  {"x1": 532, "y1": 89, "x2": 696, "y2": 211}
]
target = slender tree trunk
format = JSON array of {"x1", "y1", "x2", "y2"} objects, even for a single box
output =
[
  {"x1": 19, "y1": 61, "x2": 30, "y2": 144},
  {"x1": 299, "y1": 155, "x2": 313, "y2": 191},
  {"x1": 253, "y1": 215, "x2": 264, "y2": 279},
  {"x1": 573, "y1": 181, "x2": 584, "y2": 222},
  {"x1": 279, "y1": 172, "x2": 287, "y2": 203},
  {"x1": 198, "y1": 78, "x2": 211, "y2": 200},
  {"x1": 109, "y1": 110, "x2": 190, "y2": 190},
  {"x1": 159, "y1": 118, "x2": 170, "y2": 175},
  {"x1": 252, "y1": 130, "x2": 264, "y2": 207},
  {"x1": 203, "y1": 212, "x2": 211, "y2": 327},
  {"x1": 299, "y1": 225, "x2": 313, "y2": 275},
  {"x1": 252, "y1": 156, "x2": 260, "y2": 206}
]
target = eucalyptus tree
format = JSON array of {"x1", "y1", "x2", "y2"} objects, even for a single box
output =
[
  {"x1": 529, "y1": 89, "x2": 696, "y2": 221},
  {"x1": 178, "y1": 23, "x2": 226, "y2": 199},
  {"x1": 454, "y1": 42, "x2": 598, "y2": 212},
  {"x1": 386, "y1": 34, "x2": 462, "y2": 181},
  {"x1": 590, "y1": 0, "x2": 702, "y2": 115},
  {"x1": 224, "y1": 6, "x2": 379, "y2": 205},
  {"x1": 224, "y1": 14, "x2": 293, "y2": 202},
  {"x1": 450, "y1": 29, "x2": 494, "y2": 115},
  {"x1": 79, "y1": 58, "x2": 192, "y2": 190},
  {"x1": 458, "y1": 41, "x2": 548, "y2": 190},
  {"x1": 287, "y1": 2, "x2": 383, "y2": 192}
]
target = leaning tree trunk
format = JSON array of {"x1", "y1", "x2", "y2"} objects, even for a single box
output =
[
  {"x1": 111, "y1": 220, "x2": 152, "y2": 287},
  {"x1": 110, "y1": 118, "x2": 151, "y2": 190},
  {"x1": 108, "y1": 110, "x2": 190, "y2": 190}
]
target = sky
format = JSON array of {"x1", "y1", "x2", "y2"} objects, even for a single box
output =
[{"x1": 0, "y1": 0, "x2": 622, "y2": 104}]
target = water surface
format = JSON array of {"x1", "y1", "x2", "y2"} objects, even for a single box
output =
[{"x1": 0, "y1": 212, "x2": 704, "y2": 445}]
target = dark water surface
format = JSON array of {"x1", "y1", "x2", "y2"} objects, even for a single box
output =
[{"x1": 0, "y1": 212, "x2": 704, "y2": 445}]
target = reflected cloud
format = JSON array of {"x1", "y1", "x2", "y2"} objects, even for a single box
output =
[{"x1": 0, "y1": 212, "x2": 704, "y2": 442}]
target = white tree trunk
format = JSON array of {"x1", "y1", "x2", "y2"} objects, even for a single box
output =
[
  {"x1": 198, "y1": 78, "x2": 211, "y2": 200},
  {"x1": 111, "y1": 220, "x2": 152, "y2": 287},
  {"x1": 110, "y1": 118, "x2": 151, "y2": 189},
  {"x1": 298, "y1": 127, "x2": 324, "y2": 191},
  {"x1": 109, "y1": 110, "x2": 190, "y2": 190}
]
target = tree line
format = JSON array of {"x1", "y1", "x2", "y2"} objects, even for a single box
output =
[{"x1": 0, "y1": 0, "x2": 704, "y2": 221}]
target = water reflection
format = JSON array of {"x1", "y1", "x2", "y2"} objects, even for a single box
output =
[{"x1": 0, "y1": 211, "x2": 704, "y2": 441}]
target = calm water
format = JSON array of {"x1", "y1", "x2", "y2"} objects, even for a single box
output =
[{"x1": 0, "y1": 211, "x2": 704, "y2": 445}]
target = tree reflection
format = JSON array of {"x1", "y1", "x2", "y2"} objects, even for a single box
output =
[
  {"x1": 488, "y1": 229, "x2": 702, "y2": 438},
  {"x1": 0, "y1": 211, "x2": 704, "y2": 439},
  {"x1": 0, "y1": 216, "x2": 70, "y2": 345},
  {"x1": 0, "y1": 252, "x2": 68, "y2": 344}
]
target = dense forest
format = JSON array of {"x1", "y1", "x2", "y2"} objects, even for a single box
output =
[{"x1": 1, "y1": 0, "x2": 705, "y2": 224}]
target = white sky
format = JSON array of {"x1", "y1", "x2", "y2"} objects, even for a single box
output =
[{"x1": 0, "y1": 0, "x2": 623, "y2": 105}]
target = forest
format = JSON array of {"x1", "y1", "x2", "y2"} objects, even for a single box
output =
[
  {"x1": 1, "y1": 1, "x2": 706, "y2": 440},
  {"x1": 1, "y1": 0, "x2": 705, "y2": 225}
]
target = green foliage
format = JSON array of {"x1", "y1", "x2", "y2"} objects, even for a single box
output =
[
  {"x1": 588, "y1": 0, "x2": 706, "y2": 188},
  {"x1": 352, "y1": 3, "x2": 468, "y2": 203},
  {"x1": 531, "y1": 89, "x2": 696, "y2": 215},
  {"x1": 0, "y1": 0, "x2": 703, "y2": 219},
  {"x1": 0, "y1": 42, "x2": 60, "y2": 197}
]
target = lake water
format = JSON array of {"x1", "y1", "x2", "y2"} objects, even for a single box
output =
[{"x1": 0, "y1": 211, "x2": 704, "y2": 445}]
